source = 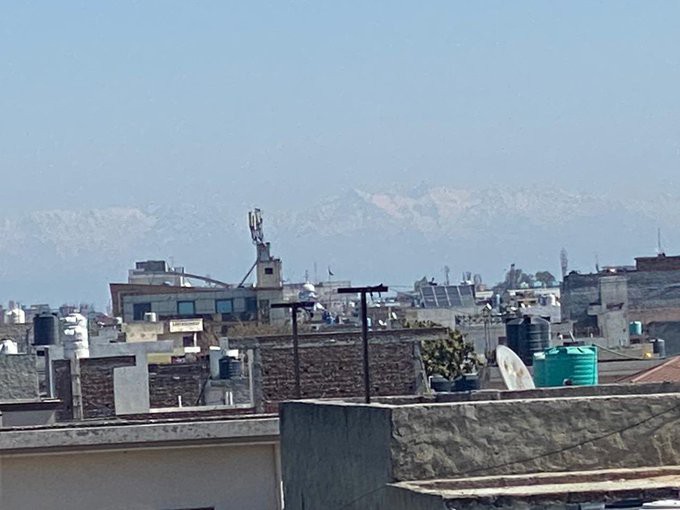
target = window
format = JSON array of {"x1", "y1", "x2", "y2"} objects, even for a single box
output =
[
  {"x1": 215, "y1": 299, "x2": 234, "y2": 314},
  {"x1": 133, "y1": 303, "x2": 152, "y2": 321},
  {"x1": 182, "y1": 335, "x2": 195, "y2": 347},
  {"x1": 245, "y1": 297, "x2": 258, "y2": 312},
  {"x1": 264, "y1": 267, "x2": 274, "y2": 275},
  {"x1": 177, "y1": 301, "x2": 195, "y2": 315}
]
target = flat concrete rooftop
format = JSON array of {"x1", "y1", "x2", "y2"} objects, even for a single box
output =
[
  {"x1": 395, "y1": 466, "x2": 680, "y2": 508},
  {"x1": 0, "y1": 413, "x2": 279, "y2": 454}
]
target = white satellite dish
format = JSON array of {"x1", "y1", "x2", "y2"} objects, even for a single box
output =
[{"x1": 496, "y1": 345, "x2": 535, "y2": 391}]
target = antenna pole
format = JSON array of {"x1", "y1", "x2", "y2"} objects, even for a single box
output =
[
  {"x1": 271, "y1": 301, "x2": 316, "y2": 399},
  {"x1": 337, "y1": 284, "x2": 389, "y2": 403}
]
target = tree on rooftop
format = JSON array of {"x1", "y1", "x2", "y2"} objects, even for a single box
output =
[
  {"x1": 534, "y1": 270, "x2": 557, "y2": 288},
  {"x1": 420, "y1": 328, "x2": 478, "y2": 380}
]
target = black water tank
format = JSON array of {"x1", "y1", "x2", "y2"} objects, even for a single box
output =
[
  {"x1": 219, "y1": 357, "x2": 231, "y2": 379},
  {"x1": 430, "y1": 374, "x2": 452, "y2": 392},
  {"x1": 505, "y1": 315, "x2": 550, "y2": 366},
  {"x1": 33, "y1": 313, "x2": 59, "y2": 345},
  {"x1": 653, "y1": 338, "x2": 666, "y2": 358},
  {"x1": 505, "y1": 318, "x2": 522, "y2": 355},
  {"x1": 454, "y1": 373, "x2": 480, "y2": 391}
]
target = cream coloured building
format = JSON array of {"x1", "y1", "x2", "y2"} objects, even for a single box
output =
[{"x1": 0, "y1": 415, "x2": 281, "y2": 510}]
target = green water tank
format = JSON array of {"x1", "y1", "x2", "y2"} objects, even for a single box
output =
[
  {"x1": 544, "y1": 346, "x2": 598, "y2": 387},
  {"x1": 629, "y1": 321, "x2": 643, "y2": 336},
  {"x1": 532, "y1": 352, "x2": 547, "y2": 387}
]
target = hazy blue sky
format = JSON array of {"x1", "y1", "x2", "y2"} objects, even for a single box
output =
[
  {"x1": 2, "y1": 2, "x2": 680, "y2": 307},
  {"x1": 2, "y1": 1, "x2": 680, "y2": 212}
]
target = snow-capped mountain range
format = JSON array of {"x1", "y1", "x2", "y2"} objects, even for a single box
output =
[{"x1": 0, "y1": 185, "x2": 675, "y2": 306}]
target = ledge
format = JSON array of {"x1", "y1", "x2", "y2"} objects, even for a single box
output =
[{"x1": 0, "y1": 415, "x2": 279, "y2": 454}]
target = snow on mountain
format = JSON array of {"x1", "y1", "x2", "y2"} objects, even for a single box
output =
[{"x1": 0, "y1": 185, "x2": 677, "y2": 306}]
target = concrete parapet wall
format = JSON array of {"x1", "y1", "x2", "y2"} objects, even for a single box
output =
[
  {"x1": 0, "y1": 355, "x2": 39, "y2": 400},
  {"x1": 390, "y1": 393, "x2": 680, "y2": 480},
  {"x1": 281, "y1": 388, "x2": 680, "y2": 509},
  {"x1": 281, "y1": 402, "x2": 393, "y2": 510}
]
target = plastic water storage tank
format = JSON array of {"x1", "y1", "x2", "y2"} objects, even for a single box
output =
[
  {"x1": 653, "y1": 338, "x2": 666, "y2": 358},
  {"x1": 33, "y1": 313, "x2": 60, "y2": 346},
  {"x1": 505, "y1": 315, "x2": 550, "y2": 366},
  {"x1": 544, "y1": 346, "x2": 598, "y2": 387},
  {"x1": 532, "y1": 352, "x2": 547, "y2": 387},
  {"x1": 62, "y1": 313, "x2": 89, "y2": 359},
  {"x1": 0, "y1": 339, "x2": 18, "y2": 355},
  {"x1": 629, "y1": 321, "x2": 643, "y2": 336}
]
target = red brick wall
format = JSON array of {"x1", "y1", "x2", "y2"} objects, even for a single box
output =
[
  {"x1": 80, "y1": 356, "x2": 136, "y2": 419},
  {"x1": 259, "y1": 340, "x2": 418, "y2": 412},
  {"x1": 148, "y1": 363, "x2": 207, "y2": 408},
  {"x1": 636, "y1": 256, "x2": 680, "y2": 272},
  {"x1": 53, "y1": 356, "x2": 136, "y2": 420}
]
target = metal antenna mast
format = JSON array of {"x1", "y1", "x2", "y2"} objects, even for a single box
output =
[
  {"x1": 238, "y1": 209, "x2": 265, "y2": 287},
  {"x1": 337, "y1": 284, "x2": 389, "y2": 403}
]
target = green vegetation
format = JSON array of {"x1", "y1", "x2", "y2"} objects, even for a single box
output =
[{"x1": 419, "y1": 328, "x2": 479, "y2": 380}]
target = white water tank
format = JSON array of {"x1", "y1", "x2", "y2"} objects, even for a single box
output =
[
  {"x1": 63, "y1": 313, "x2": 90, "y2": 359},
  {"x1": 4, "y1": 307, "x2": 26, "y2": 325},
  {"x1": 144, "y1": 312, "x2": 158, "y2": 323},
  {"x1": 209, "y1": 346, "x2": 222, "y2": 378},
  {"x1": 0, "y1": 339, "x2": 18, "y2": 354}
]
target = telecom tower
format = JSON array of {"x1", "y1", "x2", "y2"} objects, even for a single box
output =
[{"x1": 239, "y1": 209, "x2": 283, "y2": 288}]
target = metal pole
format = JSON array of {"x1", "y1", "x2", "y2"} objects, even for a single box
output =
[
  {"x1": 271, "y1": 301, "x2": 314, "y2": 401},
  {"x1": 361, "y1": 291, "x2": 370, "y2": 403},
  {"x1": 292, "y1": 306, "x2": 300, "y2": 399},
  {"x1": 338, "y1": 285, "x2": 388, "y2": 405}
]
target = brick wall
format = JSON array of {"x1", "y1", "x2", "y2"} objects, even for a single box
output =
[
  {"x1": 148, "y1": 362, "x2": 207, "y2": 408},
  {"x1": 54, "y1": 356, "x2": 136, "y2": 420},
  {"x1": 54, "y1": 358, "x2": 211, "y2": 420},
  {"x1": 260, "y1": 341, "x2": 417, "y2": 407},
  {"x1": 234, "y1": 328, "x2": 448, "y2": 412},
  {"x1": 52, "y1": 359, "x2": 73, "y2": 420},
  {"x1": 81, "y1": 356, "x2": 136, "y2": 419},
  {"x1": 636, "y1": 255, "x2": 680, "y2": 271}
]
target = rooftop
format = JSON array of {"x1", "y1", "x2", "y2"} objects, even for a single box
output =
[
  {"x1": 622, "y1": 356, "x2": 680, "y2": 384},
  {"x1": 395, "y1": 466, "x2": 680, "y2": 509},
  {"x1": 0, "y1": 413, "x2": 278, "y2": 454}
]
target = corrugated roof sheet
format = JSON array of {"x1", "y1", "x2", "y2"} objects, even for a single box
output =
[{"x1": 622, "y1": 355, "x2": 680, "y2": 383}]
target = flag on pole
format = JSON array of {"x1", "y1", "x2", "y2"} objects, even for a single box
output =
[{"x1": 328, "y1": 266, "x2": 334, "y2": 277}]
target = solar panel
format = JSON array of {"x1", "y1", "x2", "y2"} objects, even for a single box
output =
[{"x1": 419, "y1": 285, "x2": 475, "y2": 308}]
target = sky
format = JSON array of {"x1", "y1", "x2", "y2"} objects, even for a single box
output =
[{"x1": 1, "y1": 1, "x2": 680, "y2": 305}]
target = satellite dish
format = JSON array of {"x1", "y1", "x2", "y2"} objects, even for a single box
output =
[{"x1": 496, "y1": 345, "x2": 535, "y2": 391}]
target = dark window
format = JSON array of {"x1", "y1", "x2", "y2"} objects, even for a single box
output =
[
  {"x1": 182, "y1": 335, "x2": 194, "y2": 347},
  {"x1": 133, "y1": 303, "x2": 152, "y2": 321},
  {"x1": 245, "y1": 297, "x2": 258, "y2": 312},
  {"x1": 264, "y1": 267, "x2": 274, "y2": 275},
  {"x1": 215, "y1": 299, "x2": 233, "y2": 314},
  {"x1": 177, "y1": 301, "x2": 195, "y2": 315}
]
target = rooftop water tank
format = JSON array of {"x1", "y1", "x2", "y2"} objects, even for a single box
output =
[
  {"x1": 0, "y1": 339, "x2": 18, "y2": 355},
  {"x1": 505, "y1": 315, "x2": 550, "y2": 366},
  {"x1": 63, "y1": 313, "x2": 89, "y2": 359},
  {"x1": 144, "y1": 312, "x2": 158, "y2": 323},
  {"x1": 4, "y1": 307, "x2": 26, "y2": 325},
  {"x1": 532, "y1": 351, "x2": 547, "y2": 387},
  {"x1": 629, "y1": 321, "x2": 643, "y2": 336},
  {"x1": 544, "y1": 346, "x2": 598, "y2": 387},
  {"x1": 653, "y1": 338, "x2": 666, "y2": 358},
  {"x1": 34, "y1": 313, "x2": 59, "y2": 346}
]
